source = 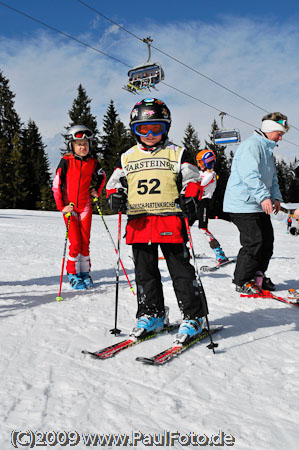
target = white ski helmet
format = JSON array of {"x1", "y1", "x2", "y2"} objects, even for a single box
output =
[{"x1": 64, "y1": 125, "x2": 94, "y2": 152}]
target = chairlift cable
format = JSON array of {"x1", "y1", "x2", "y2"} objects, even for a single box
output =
[
  {"x1": 1, "y1": 1, "x2": 298, "y2": 148},
  {"x1": 162, "y1": 82, "x2": 299, "y2": 147},
  {"x1": 0, "y1": 0, "x2": 130, "y2": 68},
  {"x1": 77, "y1": 0, "x2": 299, "y2": 132}
]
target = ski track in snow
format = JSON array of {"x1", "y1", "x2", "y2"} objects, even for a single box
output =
[{"x1": 0, "y1": 209, "x2": 299, "y2": 449}]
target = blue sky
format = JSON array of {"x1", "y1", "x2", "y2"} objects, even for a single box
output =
[{"x1": 1, "y1": 0, "x2": 299, "y2": 172}]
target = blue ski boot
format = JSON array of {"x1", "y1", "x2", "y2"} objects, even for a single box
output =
[
  {"x1": 80, "y1": 272, "x2": 94, "y2": 289},
  {"x1": 67, "y1": 273, "x2": 86, "y2": 290},
  {"x1": 130, "y1": 307, "x2": 169, "y2": 339},
  {"x1": 213, "y1": 246, "x2": 229, "y2": 266},
  {"x1": 173, "y1": 318, "x2": 203, "y2": 344}
]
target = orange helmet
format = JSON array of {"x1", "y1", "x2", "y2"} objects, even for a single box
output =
[{"x1": 196, "y1": 149, "x2": 216, "y2": 169}]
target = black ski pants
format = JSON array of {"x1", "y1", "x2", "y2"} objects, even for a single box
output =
[
  {"x1": 132, "y1": 242, "x2": 208, "y2": 320},
  {"x1": 197, "y1": 198, "x2": 210, "y2": 229},
  {"x1": 230, "y1": 212, "x2": 274, "y2": 287}
]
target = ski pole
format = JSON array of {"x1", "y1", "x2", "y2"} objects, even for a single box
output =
[
  {"x1": 93, "y1": 197, "x2": 135, "y2": 296},
  {"x1": 184, "y1": 216, "x2": 218, "y2": 354},
  {"x1": 56, "y1": 203, "x2": 74, "y2": 301},
  {"x1": 110, "y1": 211, "x2": 122, "y2": 335}
]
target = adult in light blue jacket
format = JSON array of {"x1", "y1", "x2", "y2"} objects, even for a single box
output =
[{"x1": 223, "y1": 112, "x2": 289, "y2": 294}]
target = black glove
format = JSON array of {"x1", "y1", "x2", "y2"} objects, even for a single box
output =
[
  {"x1": 108, "y1": 188, "x2": 127, "y2": 213},
  {"x1": 290, "y1": 227, "x2": 299, "y2": 236},
  {"x1": 180, "y1": 194, "x2": 198, "y2": 221}
]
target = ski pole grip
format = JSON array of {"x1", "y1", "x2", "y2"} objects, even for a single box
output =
[
  {"x1": 93, "y1": 197, "x2": 99, "y2": 203},
  {"x1": 69, "y1": 202, "x2": 75, "y2": 207}
]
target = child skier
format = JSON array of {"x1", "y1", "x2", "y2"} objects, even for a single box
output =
[
  {"x1": 52, "y1": 125, "x2": 106, "y2": 290},
  {"x1": 286, "y1": 215, "x2": 292, "y2": 234},
  {"x1": 195, "y1": 149, "x2": 229, "y2": 266},
  {"x1": 106, "y1": 98, "x2": 209, "y2": 344}
]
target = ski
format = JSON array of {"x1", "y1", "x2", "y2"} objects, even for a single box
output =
[
  {"x1": 136, "y1": 325, "x2": 223, "y2": 366},
  {"x1": 200, "y1": 259, "x2": 236, "y2": 272},
  {"x1": 241, "y1": 289, "x2": 299, "y2": 307},
  {"x1": 81, "y1": 322, "x2": 180, "y2": 359},
  {"x1": 127, "y1": 83, "x2": 147, "y2": 94}
]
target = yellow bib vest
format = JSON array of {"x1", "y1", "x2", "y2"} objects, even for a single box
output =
[{"x1": 121, "y1": 144, "x2": 183, "y2": 216}]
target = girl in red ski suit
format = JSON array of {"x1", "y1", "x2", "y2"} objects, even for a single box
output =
[
  {"x1": 52, "y1": 125, "x2": 105, "y2": 289},
  {"x1": 106, "y1": 99, "x2": 208, "y2": 342}
]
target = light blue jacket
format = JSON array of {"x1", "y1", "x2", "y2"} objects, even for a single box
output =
[{"x1": 223, "y1": 131, "x2": 283, "y2": 213}]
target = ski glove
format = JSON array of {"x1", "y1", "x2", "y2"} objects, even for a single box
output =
[
  {"x1": 180, "y1": 195, "x2": 198, "y2": 221},
  {"x1": 107, "y1": 188, "x2": 128, "y2": 213},
  {"x1": 290, "y1": 227, "x2": 299, "y2": 236},
  {"x1": 180, "y1": 181, "x2": 202, "y2": 222}
]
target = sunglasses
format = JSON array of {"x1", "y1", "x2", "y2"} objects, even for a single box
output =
[{"x1": 133, "y1": 122, "x2": 166, "y2": 137}]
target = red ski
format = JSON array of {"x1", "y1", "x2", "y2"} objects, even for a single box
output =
[
  {"x1": 241, "y1": 289, "x2": 299, "y2": 307},
  {"x1": 81, "y1": 322, "x2": 180, "y2": 359}
]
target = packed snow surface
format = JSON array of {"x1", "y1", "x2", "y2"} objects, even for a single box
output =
[{"x1": 1, "y1": 209, "x2": 298, "y2": 449}]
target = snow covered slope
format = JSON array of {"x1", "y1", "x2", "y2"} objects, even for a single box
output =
[{"x1": 0, "y1": 209, "x2": 298, "y2": 449}]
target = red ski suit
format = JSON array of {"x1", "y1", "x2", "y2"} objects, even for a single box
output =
[{"x1": 52, "y1": 153, "x2": 105, "y2": 274}]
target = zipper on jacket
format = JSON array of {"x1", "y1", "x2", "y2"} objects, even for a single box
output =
[{"x1": 77, "y1": 159, "x2": 83, "y2": 208}]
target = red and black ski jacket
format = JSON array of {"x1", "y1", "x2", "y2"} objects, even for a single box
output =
[{"x1": 52, "y1": 153, "x2": 106, "y2": 211}]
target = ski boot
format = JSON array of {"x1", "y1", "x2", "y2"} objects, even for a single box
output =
[
  {"x1": 130, "y1": 307, "x2": 169, "y2": 339},
  {"x1": 80, "y1": 272, "x2": 94, "y2": 289},
  {"x1": 67, "y1": 273, "x2": 86, "y2": 290},
  {"x1": 235, "y1": 280, "x2": 261, "y2": 295},
  {"x1": 255, "y1": 271, "x2": 275, "y2": 291},
  {"x1": 173, "y1": 318, "x2": 203, "y2": 345},
  {"x1": 213, "y1": 246, "x2": 229, "y2": 266},
  {"x1": 262, "y1": 276, "x2": 275, "y2": 291}
]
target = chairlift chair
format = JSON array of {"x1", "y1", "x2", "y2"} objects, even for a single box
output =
[
  {"x1": 123, "y1": 37, "x2": 165, "y2": 94},
  {"x1": 214, "y1": 112, "x2": 241, "y2": 144}
]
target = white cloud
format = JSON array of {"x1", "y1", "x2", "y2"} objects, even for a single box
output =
[{"x1": 0, "y1": 16, "x2": 299, "y2": 175}]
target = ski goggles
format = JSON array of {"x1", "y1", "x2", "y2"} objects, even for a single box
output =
[
  {"x1": 133, "y1": 122, "x2": 166, "y2": 137},
  {"x1": 198, "y1": 158, "x2": 215, "y2": 169},
  {"x1": 275, "y1": 119, "x2": 288, "y2": 128},
  {"x1": 67, "y1": 129, "x2": 94, "y2": 140}
]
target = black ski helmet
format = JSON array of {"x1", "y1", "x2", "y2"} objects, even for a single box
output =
[{"x1": 130, "y1": 98, "x2": 171, "y2": 147}]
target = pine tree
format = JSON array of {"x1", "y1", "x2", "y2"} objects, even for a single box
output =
[
  {"x1": 64, "y1": 84, "x2": 99, "y2": 155},
  {"x1": 99, "y1": 100, "x2": 135, "y2": 180},
  {"x1": 275, "y1": 158, "x2": 291, "y2": 202},
  {"x1": 36, "y1": 185, "x2": 55, "y2": 210},
  {"x1": 22, "y1": 119, "x2": 54, "y2": 210},
  {"x1": 181, "y1": 123, "x2": 201, "y2": 159},
  {"x1": 10, "y1": 132, "x2": 28, "y2": 209},
  {"x1": 286, "y1": 159, "x2": 299, "y2": 203},
  {"x1": 204, "y1": 119, "x2": 231, "y2": 220},
  {"x1": 0, "y1": 70, "x2": 22, "y2": 208}
]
